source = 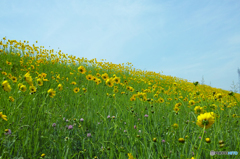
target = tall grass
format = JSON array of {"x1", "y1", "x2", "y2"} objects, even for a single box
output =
[{"x1": 0, "y1": 39, "x2": 239, "y2": 159}]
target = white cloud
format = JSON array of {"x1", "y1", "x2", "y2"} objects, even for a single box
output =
[{"x1": 227, "y1": 34, "x2": 240, "y2": 45}]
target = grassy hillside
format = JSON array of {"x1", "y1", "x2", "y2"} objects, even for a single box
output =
[{"x1": 0, "y1": 38, "x2": 239, "y2": 159}]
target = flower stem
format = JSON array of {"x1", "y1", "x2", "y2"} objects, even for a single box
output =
[{"x1": 196, "y1": 126, "x2": 205, "y2": 159}]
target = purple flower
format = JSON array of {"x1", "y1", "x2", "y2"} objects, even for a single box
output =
[
  {"x1": 63, "y1": 117, "x2": 65, "y2": 121},
  {"x1": 66, "y1": 125, "x2": 68, "y2": 128},
  {"x1": 124, "y1": 130, "x2": 127, "y2": 133},
  {"x1": 107, "y1": 115, "x2": 110, "y2": 119},
  {"x1": 162, "y1": 140, "x2": 165, "y2": 143},
  {"x1": 139, "y1": 130, "x2": 141, "y2": 133},
  {"x1": 87, "y1": 133, "x2": 91, "y2": 137},
  {"x1": 145, "y1": 114, "x2": 148, "y2": 117},
  {"x1": 4, "y1": 129, "x2": 11, "y2": 135},
  {"x1": 124, "y1": 122, "x2": 126, "y2": 125},
  {"x1": 68, "y1": 125, "x2": 73, "y2": 129},
  {"x1": 66, "y1": 119, "x2": 69, "y2": 122},
  {"x1": 134, "y1": 125, "x2": 137, "y2": 129},
  {"x1": 52, "y1": 123, "x2": 56, "y2": 127},
  {"x1": 199, "y1": 137, "x2": 202, "y2": 139},
  {"x1": 80, "y1": 118, "x2": 84, "y2": 122},
  {"x1": 138, "y1": 118, "x2": 140, "y2": 121}
]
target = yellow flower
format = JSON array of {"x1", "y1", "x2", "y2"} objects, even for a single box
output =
[
  {"x1": 96, "y1": 73, "x2": 101, "y2": 77},
  {"x1": 113, "y1": 77, "x2": 120, "y2": 84},
  {"x1": 106, "y1": 78, "x2": 114, "y2": 87},
  {"x1": 2, "y1": 80, "x2": 9, "y2": 87},
  {"x1": 194, "y1": 106, "x2": 203, "y2": 114},
  {"x1": 7, "y1": 73, "x2": 13, "y2": 79},
  {"x1": 42, "y1": 78, "x2": 49, "y2": 81},
  {"x1": 210, "y1": 104, "x2": 217, "y2": 110},
  {"x1": 129, "y1": 87, "x2": 134, "y2": 92},
  {"x1": 172, "y1": 123, "x2": 179, "y2": 129},
  {"x1": 113, "y1": 89, "x2": 118, "y2": 93},
  {"x1": 37, "y1": 78, "x2": 43, "y2": 86},
  {"x1": 96, "y1": 79, "x2": 101, "y2": 85},
  {"x1": 41, "y1": 73, "x2": 47, "y2": 78},
  {"x1": 2, "y1": 81, "x2": 11, "y2": 92},
  {"x1": 196, "y1": 112, "x2": 215, "y2": 129},
  {"x1": 86, "y1": 74, "x2": 93, "y2": 81},
  {"x1": 58, "y1": 84, "x2": 63, "y2": 91},
  {"x1": 158, "y1": 97, "x2": 164, "y2": 103},
  {"x1": 29, "y1": 85, "x2": 36, "y2": 93},
  {"x1": 175, "y1": 103, "x2": 182, "y2": 107},
  {"x1": 11, "y1": 76, "x2": 17, "y2": 83},
  {"x1": 205, "y1": 138, "x2": 211, "y2": 143},
  {"x1": 101, "y1": 73, "x2": 109, "y2": 81},
  {"x1": 6, "y1": 61, "x2": 12, "y2": 65},
  {"x1": 130, "y1": 96, "x2": 136, "y2": 101},
  {"x1": 128, "y1": 153, "x2": 135, "y2": 159},
  {"x1": 73, "y1": 87, "x2": 80, "y2": 93},
  {"x1": 9, "y1": 96, "x2": 14, "y2": 102},
  {"x1": 78, "y1": 66, "x2": 86, "y2": 74},
  {"x1": 24, "y1": 72, "x2": 33, "y2": 85},
  {"x1": 92, "y1": 76, "x2": 97, "y2": 82},
  {"x1": 1, "y1": 71, "x2": 7, "y2": 75},
  {"x1": 178, "y1": 138, "x2": 185, "y2": 143},
  {"x1": 41, "y1": 153, "x2": 45, "y2": 157},
  {"x1": 20, "y1": 85, "x2": 27, "y2": 92},
  {"x1": 48, "y1": 89, "x2": 56, "y2": 98},
  {"x1": 0, "y1": 112, "x2": 7, "y2": 121},
  {"x1": 189, "y1": 100, "x2": 195, "y2": 105},
  {"x1": 174, "y1": 107, "x2": 180, "y2": 112},
  {"x1": 216, "y1": 93, "x2": 222, "y2": 99},
  {"x1": 82, "y1": 88, "x2": 87, "y2": 93},
  {"x1": 71, "y1": 81, "x2": 77, "y2": 85}
]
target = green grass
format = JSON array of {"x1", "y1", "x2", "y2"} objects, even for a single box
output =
[{"x1": 0, "y1": 39, "x2": 239, "y2": 159}]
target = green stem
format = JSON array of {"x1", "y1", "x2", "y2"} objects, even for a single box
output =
[{"x1": 196, "y1": 126, "x2": 205, "y2": 159}]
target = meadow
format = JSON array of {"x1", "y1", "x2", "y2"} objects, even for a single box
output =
[{"x1": 0, "y1": 38, "x2": 240, "y2": 159}]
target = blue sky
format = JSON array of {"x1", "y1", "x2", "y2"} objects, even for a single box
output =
[{"x1": 1, "y1": 0, "x2": 240, "y2": 92}]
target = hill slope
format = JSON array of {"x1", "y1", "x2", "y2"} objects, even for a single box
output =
[{"x1": 0, "y1": 38, "x2": 239, "y2": 159}]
